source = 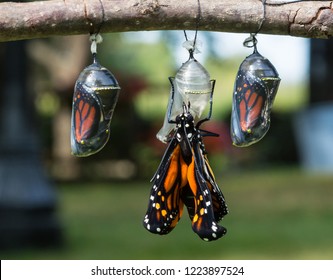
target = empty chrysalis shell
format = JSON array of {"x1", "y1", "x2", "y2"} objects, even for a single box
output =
[
  {"x1": 71, "y1": 58, "x2": 121, "y2": 156},
  {"x1": 231, "y1": 50, "x2": 280, "y2": 147},
  {"x1": 157, "y1": 55, "x2": 215, "y2": 143}
]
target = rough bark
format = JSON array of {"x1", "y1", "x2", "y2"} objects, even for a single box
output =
[{"x1": 0, "y1": 0, "x2": 332, "y2": 42}]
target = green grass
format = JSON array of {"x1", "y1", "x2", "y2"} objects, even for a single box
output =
[{"x1": 2, "y1": 167, "x2": 333, "y2": 260}]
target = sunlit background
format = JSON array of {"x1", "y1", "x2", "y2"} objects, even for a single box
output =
[{"x1": 1, "y1": 30, "x2": 333, "y2": 259}]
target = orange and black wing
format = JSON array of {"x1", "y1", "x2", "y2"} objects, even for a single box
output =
[
  {"x1": 71, "y1": 82, "x2": 109, "y2": 157},
  {"x1": 195, "y1": 132, "x2": 228, "y2": 222},
  {"x1": 180, "y1": 137, "x2": 228, "y2": 242},
  {"x1": 202, "y1": 153, "x2": 229, "y2": 223},
  {"x1": 194, "y1": 130, "x2": 228, "y2": 223},
  {"x1": 143, "y1": 140, "x2": 186, "y2": 235},
  {"x1": 231, "y1": 72, "x2": 269, "y2": 147},
  {"x1": 72, "y1": 82, "x2": 101, "y2": 142}
]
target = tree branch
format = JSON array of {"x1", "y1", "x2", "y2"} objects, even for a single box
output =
[{"x1": 0, "y1": 0, "x2": 332, "y2": 42}]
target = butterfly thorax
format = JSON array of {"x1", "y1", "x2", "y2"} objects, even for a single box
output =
[{"x1": 175, "y1": 111, "x2": 197, "y2": 165}]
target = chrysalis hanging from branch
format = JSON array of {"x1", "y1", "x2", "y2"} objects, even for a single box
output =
[
  {"x1": 230, "y1": 0, "x2": 281, "y2": 147},
  {"x1": 230, "y1": 38, "x2": 280, "y2": 147},
  {"x1": 71, "y1": 34, "x2": 121, "y2": 157},
  {"x1": 157, "y1": 36, "x2": 215, "y2": 143}
]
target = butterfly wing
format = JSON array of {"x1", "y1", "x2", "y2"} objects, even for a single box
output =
[
  {"x1": 71, "y1": 82, "x2": 110, "y2": 157},
  {"x1": 201, "y1": 154, "x2": 229, "y2": 223},
  {"x1": 182, "y1": 149, "x2": 227, "y2": 242},
  {"x1": 180, "y1": 132, "x2": 228, "y2": 242},
  {"x1": 231, "y1": 71, "x2": 269, "y2": 147},
  {"x1": 143, "y1": 140, "x2": 186, "y2": 235},
  {"x1": 72, "y1": 82, "x2": 101, "y2": 141},
  {"x1": 194, "y1": 132, "x2": 228, "y2": 222},
  {"x1": 145, "y1": 106, "x2": 228, "y2": 241}
]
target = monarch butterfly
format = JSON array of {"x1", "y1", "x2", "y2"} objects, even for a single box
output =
[
  {"x1": 71, "y1": 57, "x2": 121, "y2": 157},
  {"x1": 156, "y1": 50, "x2": 215, "y2": 143},
  {"x1": 231, "y1": 49, "x2": 280, "y2": 147},
  {"x1": 143, "y1": 103, "x2": 228, "y2": 242}
]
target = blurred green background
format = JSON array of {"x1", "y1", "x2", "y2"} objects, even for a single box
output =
[
  {"x1": 1, "y1": 31, "x2": 333, "y2": 260},
  {"x1": 2, "y1": 168, "x2": 333, "y2": 259}
]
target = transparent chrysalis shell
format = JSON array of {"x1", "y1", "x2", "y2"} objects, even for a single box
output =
[
  {"x1": 71, "y1": 58, "x2": 121, "y2": 156},
  {"x1": 231, "y1": 50, "x2": 280, "y2": 147},
  {"x1": 157, "y1": 56, "x2": 215, "y2": 143}
]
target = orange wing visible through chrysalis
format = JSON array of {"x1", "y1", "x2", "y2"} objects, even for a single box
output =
[
  {"x1": 74, "y1": 91, "x2": 100, "y2": 143},
  {"x1": 239, "y1": 99, "x2": 248, "y2": 132},
  {"x1": 71, "y1": 61, "x2": 120, "y2": 157},
  {"x1": 231, "y1": 51, "x2": 280, "y2": 147},
  {"x1": 239, "y1": 85, "x2": 264, "y2": 132}
]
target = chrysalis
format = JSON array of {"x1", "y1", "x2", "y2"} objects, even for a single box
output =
[
  {"x1": 231, "y1": 48, "x2": 280, "y2": 147},
  {"x1": 157, "y1": 40, "x2": 215, "y2": 143},
  {"x1": 71, "y1": 35, "x2": 121, "y2": 157}
]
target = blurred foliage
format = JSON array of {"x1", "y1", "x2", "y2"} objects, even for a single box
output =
[{"x1": 2, "y1": 168, "x2": 333, "y2": 260}]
